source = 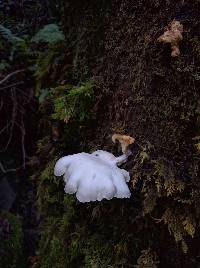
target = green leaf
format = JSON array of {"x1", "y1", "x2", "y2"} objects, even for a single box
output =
[
  {"x1": 31, "y1": 24, "x2": 65, "y2": 44},
  {"x1": 0, "y1": 24, "x2": 24, "y2": 44},
  {"x1": 39, "y1": 89, "x2": 51, "y2": 103}
]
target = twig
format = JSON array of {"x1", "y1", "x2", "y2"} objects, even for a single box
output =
[
  {"x1": 0, "y1": 89, "x2": 17, "y2": 152},
  {"x1": 0, "y1": 69, "x2": 25, "y2": 85},
  {"x1": 15, "y1": 118, "x2": 26, "y2": 169},
  {"x1": 0, "y1": 156, "x2": 39, "y2": 174},
  {"x1": 150, "y1": 216, "x2": 163, "y2": 223},
  {"x1": 0, "y1": 161, "x2": 22, "y2": 174},
  {"x1": 0, "y1": 123, "x2": 10, "y2": 136},
  {"x1": 0, "y1": 81, "x2": 24, "y2": 91}
]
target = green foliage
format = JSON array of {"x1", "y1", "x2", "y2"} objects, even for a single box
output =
[
  {"x1": 52, "y1": 81, "x2": 95, "y2": 122},
  {"x1": 31, "y1": 24, "x2": 65, "y2": 44},
  {"x1": 0, "y1": 212, "x2": 25, "y2": 268},
  {"x1": 36, "y1": 153, "x2": 136, "y2": 268},
  {"x1": 37, "y1": 159, "x2": 63, "y2": 217},
  {"x1": 83, "y1": 238, "x2": 113, "y2": 268},
  {"x1": 0, "y1": 60, "x2": 10, "y2": 71},
  {"x1": 0, "y1": 24, "x2": 23, "y2": 44},
  {"x1": 0, "y1": 24, "x2": 29, "y2": 62},
  {"x1": 34, "y1": 48, "x2": 59, "y2": 92},
  {"x1": 37, "y1": 199, "x2": 132, "y2": 268},
  {"x1": 35, "y1": 1, "x2": 200, "y2": 266},
  {"x1": 162, "y1": 208, "x2": 196, "y2": 252},
  {"x1": 140, "y1": 153, "x2": 199, "y2": 252},
  {"x1": 2, "y1": 0, "x2": 199, "y2": 267},
  {"x1": 34, "y1": 43, "x2": 67, "y2": 92}
]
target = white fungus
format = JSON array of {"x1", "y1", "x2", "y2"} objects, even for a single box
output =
[{"x1": 54, "y1": 150, "x2": 131, "y2": 202}]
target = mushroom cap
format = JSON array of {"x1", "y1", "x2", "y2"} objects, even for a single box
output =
[
  {"x1": 112, "y1": 134, "x2": 135, "y2": 154},
  {"x1": 112, "y1": 134, "x2": 135, "y2": 144},
  {"x1": 54, "y1": 151, "x2": 131, "y2": 202}
]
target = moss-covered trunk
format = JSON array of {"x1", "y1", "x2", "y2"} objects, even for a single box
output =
[
  {"x1": 36, "y1": 1, "x2": 200, "y2": 267},
  {"x1": 1, "y1": 0, "x2": 200, "y2": 267}
]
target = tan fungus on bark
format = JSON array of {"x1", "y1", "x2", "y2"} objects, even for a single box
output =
[{"x1": 157, "y1": 20, "x2": 183, "y2": 57}]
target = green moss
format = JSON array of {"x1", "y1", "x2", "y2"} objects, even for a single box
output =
[
  {"x1": 52, "y1": 81, "x2": 96, "y2": 122},
  {"x1": 35, "y1": 1, "x2": 200, "y2": 267},
  {"x1": 37, "y1": 160, "x2": 64, "y2": 217},
  {"x1": 0, "y1": 212, "x2": 25, "y2": 268}
]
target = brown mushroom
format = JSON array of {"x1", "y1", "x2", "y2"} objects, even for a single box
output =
[
  {"x1": 157, "y1": 20, "x2": 183, "y2": 57},
  {"x1": 112, "y1": 134, "x2": 135, "y2": 154}
]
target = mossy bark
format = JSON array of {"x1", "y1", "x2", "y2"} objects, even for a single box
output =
[
  {"x1": 0, "y1": 212, "x2": 25, "y2": 268},
  {"x1": 35, "y1": 0, "x2": 200, "y2": 267}
]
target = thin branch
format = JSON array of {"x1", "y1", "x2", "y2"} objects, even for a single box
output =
[
  {"x1": 0, "y1": 81, "x2": 24, "y2": 91},
  {"x1": 0, "y1": 122, "x2": 11, "y2": 136},
  {"x1": 0, "y1": 157, "x2": 40, "y2": 173},
  {"x1": 17, "y1": 87, "x2": 30, "y2": 98},
  {"x1": 15, "y1": 118, "x2": 26, "y2": 169},
  {"x1": 0, "y1": 161, "x2": 22, "y2": 173},
  {"x1": 0, "y1": 89, "x2": 17, "y2": 152},
  {"x1": 0, "y1": 69, "x2": 25, "y2": 85}
]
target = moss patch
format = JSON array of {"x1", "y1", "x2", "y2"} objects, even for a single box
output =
[{"x1": 0, "y1": 211, "x2": 25, "y2": 268}]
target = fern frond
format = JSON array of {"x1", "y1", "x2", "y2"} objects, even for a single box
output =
[
  {"x1": 31, "y1": 24, "x2": 65, "y2": 44},
  {"x1": 52, "y1": 81, "x2": 95, "y2": 122},
  {"x1": 0, "y1": 24, "x2": 23, "y2": 44}
]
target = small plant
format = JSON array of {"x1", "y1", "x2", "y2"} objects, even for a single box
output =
[
  {"x1": 31, "y1": 24, "x2": 65, "y2": 44},
  {"x1": 0, "y1": 24, "x2": 29, "y2": 62},
  {"x1": 52, "y1": 81, "x2": 95, "y2": 122},
  {"x1": 0, "y1": 24, "x2": 24, "y2": 44}
]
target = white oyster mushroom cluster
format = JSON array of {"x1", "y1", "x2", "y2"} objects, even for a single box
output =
[{"x1": 54, "y1": 150, "x2": 131, "y2": 202}]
